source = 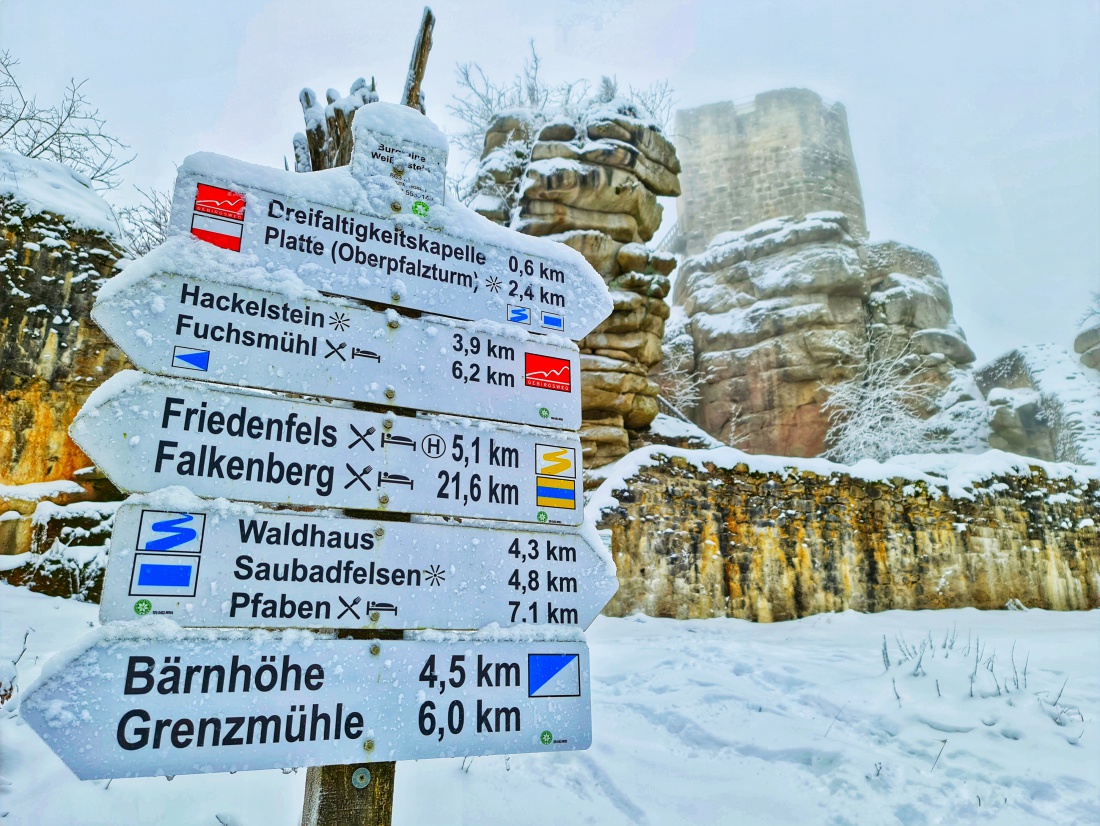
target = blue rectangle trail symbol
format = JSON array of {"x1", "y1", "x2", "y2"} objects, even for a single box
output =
[
  {"x1": 540, "y1": 312, "x2": 564, "y2": 332},
  {"x1": 137, "y1": 563, "x2": 194, "y2": 588},
  {"x1": 528, "y1": 653, "x2": 581, "y2": 697},
  {"x1": 172, "y1": 345, "x2": 210, "y2": 371},
  {"x1": 128, "y1": 552, "x2": 201, "y2": 597}
]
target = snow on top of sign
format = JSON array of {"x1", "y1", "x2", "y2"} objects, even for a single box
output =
[
  {"x1": 352, "y1": 101, "x2": 449, "y2": 154},
  {"x1": 79, "y1": 370, "x2": 579, "y2": 443},
  {"x1": 96, "y1": 234, "x2": 324, "y2": 305},
  {"x1": 176, "y1": 127, "x2": 600, "y2": 280},
  {"x1": 97, "y1": 235, "x2": 578, "y2": 351},
  {"x1": 409, "y1": 623, "x2": 586, "y2": 644},
  {"x1": 0, "y1": 151, "x2": 121, "y2": 237},
  {"x1": 587, "y1": 445, "x2": 1100, "y2": 518}
]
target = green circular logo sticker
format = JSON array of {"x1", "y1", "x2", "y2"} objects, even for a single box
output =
[
  {"x1": 537, "y1": 511, "x2": 548, "y2": 523},
  {"x1": 540, "y1": 730, "x2": 553, "y2": 745},
  {"x1": 412, "y1": 200, "x2": 429, "y2": 217},
  {"x1": 134, "y1": 599, "x2": 152, "y2": 616},
  {"x1": 539, "y1": 407, "x2": 550, "y2": 419}
]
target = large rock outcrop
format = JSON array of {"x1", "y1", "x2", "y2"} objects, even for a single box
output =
[
  {"x1": 472, "y1": 100, "x2": 681, "y2": 471},
  {"x1": 1075, "y1": 318, "x2": 1100, "y2": 371},
  {"x1": 977, "y1": 344, "x2": 1100, "y2": 465},
  {"x1": 1, "y1": 153, "x2": 127, "y2": 566},
  {"x1": 671, "y1": 213, "x2": 977, "y2": 456},
  {"x1": 594, "y1": 447, "x2": 1100, "y2": 621},
  {"x1": 1, "y1": 153, "x2": 128, "y2": 484}
]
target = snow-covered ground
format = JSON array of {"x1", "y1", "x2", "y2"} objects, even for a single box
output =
[{"x1": 1, "y1": 582, "x2": 1097, "y2": 825}]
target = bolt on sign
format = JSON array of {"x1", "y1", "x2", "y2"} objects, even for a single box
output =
[
  {"x1": 99, "y1": 500, "x2": 619, "y2": 631},
  {"x1": 20, "y1": 634, "x2": 591, "y2": 779},
  {"x1": 91, "y1": 270, "x2": 581, "y2": 430}
]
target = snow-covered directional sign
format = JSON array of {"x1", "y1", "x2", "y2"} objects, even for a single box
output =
[
  {"x1": 71, "y1": 372, "x2": 584, "y2": 525},
  {"x1": 91, "y1": 271, "x2": 580, "y2": 430},
  {"x1": 21, "y1": 632, "x2": 591, "y2": 779},
  {"x1": 166, "y1": 104, "x2": 612, "y2": 339},
  {"x1": 100, "y1": 498, "x2": 618, "y2": 630}
]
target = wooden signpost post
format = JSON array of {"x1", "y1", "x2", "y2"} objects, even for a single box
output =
[{"x1": 20, "y1": 8, "x2": 617, "y2": 826}]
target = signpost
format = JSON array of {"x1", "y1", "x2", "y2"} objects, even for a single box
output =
[
  {"x1": 70, "y1": 372, "x2": 584, "y2": 525},
  {"x1": 168, "y1": 165, "x2": 613, "y2": 339},
  {"x1": 23, "y1": 16, "x2": 618, "y2": 824},
  {"x1": 20, "y1": 634, "x2": 591, "y2": 780},
  {"x1": 100, "y1": 500, "x2": 618, "y2": 630},
  {"x1": 91, "y1": 271, "x2": 580, "y2": 430}
]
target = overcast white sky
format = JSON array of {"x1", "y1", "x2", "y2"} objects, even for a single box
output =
[{"x1": 4, "y1": 0, "x2": 1097, "y2": 363}]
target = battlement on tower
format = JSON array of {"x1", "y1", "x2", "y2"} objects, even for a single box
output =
[{"x1": 674, "y1": 88, "x2": 867, "y2": 256}]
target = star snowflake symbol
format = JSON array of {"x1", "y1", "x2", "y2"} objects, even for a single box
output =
[
  {"x1": 329, "y1": 312, "x2": 350, "y2": 332},
  {"x1": 485, "y1": 275, "x2": 502, "y2": 294},
  {"x1": 424, "y1": 565, "x2": 446, "y2": 586}
]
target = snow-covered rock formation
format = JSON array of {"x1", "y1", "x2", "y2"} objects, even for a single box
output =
[
  {"x1": 977, "y1": 344, "x2": 1100, "y2": 466},
  {"x1": 471, "y1": 100, "x2": 681, "y2": 471},
  {"x1": 671, "y1": 212, "x2": 978, "y2": 456}
]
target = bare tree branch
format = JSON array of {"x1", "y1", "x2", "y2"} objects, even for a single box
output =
[
  {"x1": 0, "y1": 51, "x2": 132, "y2": 190},
  {"x1": 117, "y1": 186, "x2": 172, "y2": 257}
]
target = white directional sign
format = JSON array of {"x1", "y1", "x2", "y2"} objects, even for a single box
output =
[
  {"x1": 168, "y1": 159, "x2": 613, "y2": 339},
  {"x1": 71, "y1": 372, "x2": 584, "y2": 525},
  {"x1": 92, "y1": 271, "x2": 580, "y2": 430},
  {"x1": 100, "y1": 500, "x2": 618, "y2": 630},
  {"x1": 21, "y1": 633, "x2": 591, "y2": 779}
]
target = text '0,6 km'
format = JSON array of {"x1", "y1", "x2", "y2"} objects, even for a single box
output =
[
  {"x1": 169, "y1": 164, "x2": 613, "y2": 339},
  {"x1": 91, "y1": 271, "x2": 581, "y2": 430},
  {"x1": 20, "y1": 635, "x2": 592, "y2": 779},
  {"x1": 71, "y1": 373, "x2": 583, "y2": 525},
  {"x1": 100, "y1": 500, "x2": 618, "y2": 630}
]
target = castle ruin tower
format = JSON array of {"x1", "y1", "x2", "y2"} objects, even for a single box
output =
[{"x1": 674, "y1": 89, "x2": 867, "y2": 256}]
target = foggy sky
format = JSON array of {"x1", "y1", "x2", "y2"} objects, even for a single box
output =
[{"x1": 4, "y1": 0, "x2": 1097, "y2": 363}]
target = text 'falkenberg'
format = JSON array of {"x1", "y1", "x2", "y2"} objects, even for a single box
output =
[
  {"x1": 153, "y1": 396, "x2": 338, "y2": 497},
  {"x1": 115, "y1": 653, "x2": 366, "y2": 752},
  {"x1": 265, "y1": 199, "x2": 484, "y2": 291}
]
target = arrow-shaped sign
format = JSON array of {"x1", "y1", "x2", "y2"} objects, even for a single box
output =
[
  {"x1": 91, "y1": 271, "x2": 580, "y2": 430},
  {"x1": 71, "y1": 372, "x2": 583, "y2": 525},
  {"x1": 100, "y1": 497, "x2": 617, "y2": 630},
  {"x1": 21, "y1": 632, "x2": 591, "y2": 779},
  {"x1": 168, "y1": 139, "x2": 612, "y2": 339}
]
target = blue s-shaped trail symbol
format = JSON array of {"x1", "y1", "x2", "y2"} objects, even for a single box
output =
[{"x1": 146, "y1": 514, "x2": 197, "y2": 550}]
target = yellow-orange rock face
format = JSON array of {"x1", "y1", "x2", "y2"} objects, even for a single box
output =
[
  {"x1": 1, "y1": 199, "x2": 128, "y2": 485},
  {"x1": 597, "y1": 455, "x2": 1100, "y2": 620}
]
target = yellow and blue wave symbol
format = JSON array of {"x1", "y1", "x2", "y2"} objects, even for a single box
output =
[{"x1": 535, "y1": 444, "x2": 576, "y2": 509}]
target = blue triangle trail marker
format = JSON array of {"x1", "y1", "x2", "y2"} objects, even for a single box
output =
[
  {"x1": 171, "y1": 347, "x2": 209, "y2": 371},
  {"x1": 528, "y1": 653, "x2": 580, "y2": 697}
]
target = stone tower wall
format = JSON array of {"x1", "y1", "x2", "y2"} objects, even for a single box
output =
[{"x1": 675, "y1": 89, "x2": 867, "y2": 256}]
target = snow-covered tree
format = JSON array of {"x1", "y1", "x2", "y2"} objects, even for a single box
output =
[
  {"x1": 117, "y1": 186, "x2": 171, "y2": 256},
  {"x1": 0, "y1": 51, "x2": 131, "y2": 190},
  {"x1": 448, "y1": 44, "x2": 674, "y2": 206},
  {"x1": 656, "y1": 310, "x2": 703, "y2": 417},
  {"x1": 822, "y1": 347, "x2": 941, "y2": 463}
]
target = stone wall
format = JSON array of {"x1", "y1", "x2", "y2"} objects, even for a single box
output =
[
  {"x1": 675, "y1": 90, "x2": 867, "y2": 256},
  {"x1": 596, "y1": 450, "x2": 1100, "y2": 621}
]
